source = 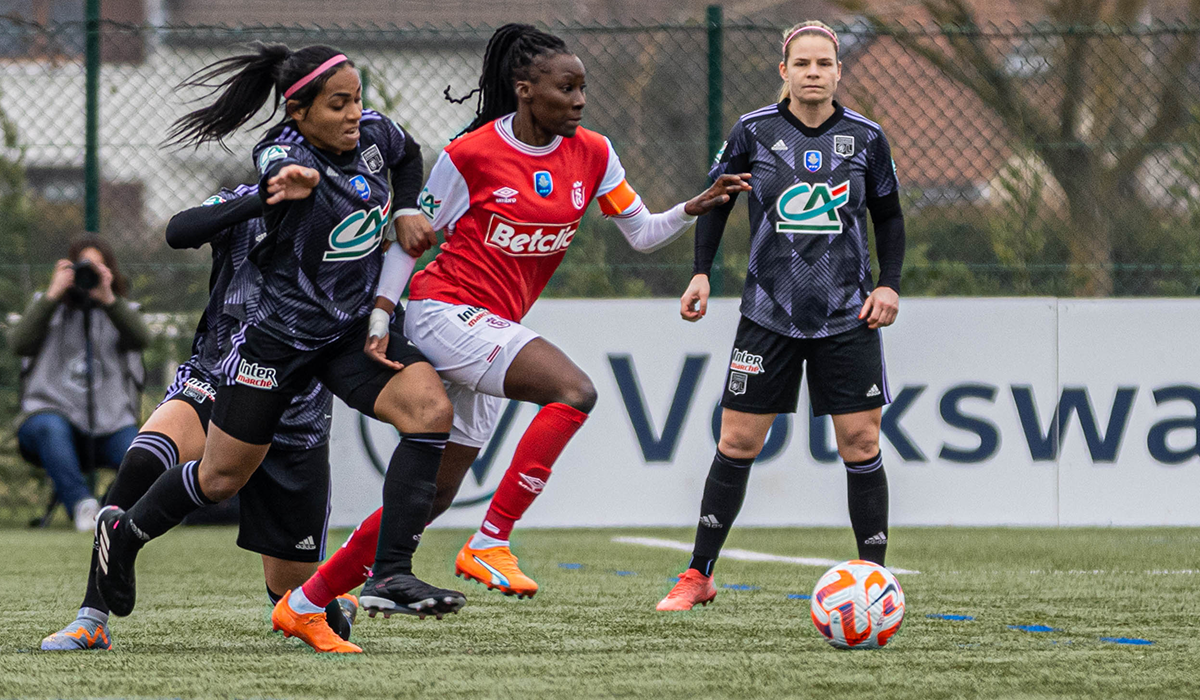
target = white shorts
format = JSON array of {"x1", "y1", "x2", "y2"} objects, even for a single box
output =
[{"x1": 404, "y1": 299, "x2": 539, "y2": 448}]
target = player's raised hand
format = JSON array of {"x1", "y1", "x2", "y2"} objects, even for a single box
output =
[
  {"x1": 265, "y1": 164, "x2": 320, "y2": 205},
  {"x1": 683, "y1": 173, "x2": 752, "y2": 217},
  {"x1": 395, "y1": 213, "x2": 438, "y2": 257},
  {"x1": 858, "y1": 286, "x2": 899, "y2": 329},
  {"x1": 680, "y1": 273, "x2": 711, "y2": 322}
]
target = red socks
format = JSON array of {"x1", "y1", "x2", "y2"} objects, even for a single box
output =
[
  {"x1": 480, "y1": 402, "x2": 587, "y2": 541},
  {"x1": 301, "y1": 507, "x2": 382, "y2": 608}
]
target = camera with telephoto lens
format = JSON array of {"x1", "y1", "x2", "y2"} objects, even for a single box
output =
[{"x1": 71, "y1": 259, "x2": 100, "y2": 292}]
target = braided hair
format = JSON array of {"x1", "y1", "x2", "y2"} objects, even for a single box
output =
[
  {"x1": 166, "y1": 42, "x2": 353, "y2": 149},
  {"x1": 447, "y1": 23, "x2": 570, "y2": 136}
]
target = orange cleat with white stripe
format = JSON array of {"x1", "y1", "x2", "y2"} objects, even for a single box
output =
[
  {"x1": 455, "y1": 541, "x2": 539, "y2": 598},
  {"x1": 657, "y1": 570, "x2": 717, "y2": 611},
  {"x1": 271, "y1": 590, "x2": 362, "y2": 653}
]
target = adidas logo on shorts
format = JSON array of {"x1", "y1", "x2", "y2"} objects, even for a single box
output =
[
  {"x1": 295, "y1": 535, "x2": 317, "y2": 551},
  {"x1": 866, "y1": 384, "x2": 881, "y2": 397}
]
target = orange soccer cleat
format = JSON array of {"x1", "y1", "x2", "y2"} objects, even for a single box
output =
[
  {"x1": 271, "y1": 590, "x2": 362, "y2": 653},
  {"x1": 454, "y1": 541, "x2": 539, "y2": 598},
  {"x1": 656, "y1": 569, "x2": 718, "y2": 611}
]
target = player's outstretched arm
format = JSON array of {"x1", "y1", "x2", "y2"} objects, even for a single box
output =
[
  {"x1": 683, "y1": 173, "x2": 752, "y2": 216},
  {"x1": 264, "y1": 164, "x2": 320, "y2": 205},
  {"x1": 680, "y1": 273, "x2": 710, "y2": 322},
  {"x1": 607, "y1": 174, "x2": 752, "y2": 254}
]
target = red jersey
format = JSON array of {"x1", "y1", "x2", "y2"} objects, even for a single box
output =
[{"x1": 410, "y1": 114, "x2": 642, "y2": 322}]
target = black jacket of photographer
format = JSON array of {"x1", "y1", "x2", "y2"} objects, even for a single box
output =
[{"x1": 9, "y1": 274, "x2": 149, "y2": 435}]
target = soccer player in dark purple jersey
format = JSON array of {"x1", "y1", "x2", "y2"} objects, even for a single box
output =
[
  {"x1": 93, "y1": 44, "x2": 466, "y2": 645},
  {"x1": 41, "y1": 187, "x2": 360, "y2": 651},
  {"x1": 659, "y1": 20, "x2": 906, "y2": 611}
]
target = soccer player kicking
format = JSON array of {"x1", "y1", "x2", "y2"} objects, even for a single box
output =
[
  {"x1": 92, "y1": 44, "x2": 466, "y2": 640},
  {"x1": 658, "y1": 20, "x2": 906, "y2": 611},
  {"x1": 42, "y1": 187, "x2": 357, "y2": 652},
  {"x1": 269, "y1": 23, "x2": 751, "y2": 647}
]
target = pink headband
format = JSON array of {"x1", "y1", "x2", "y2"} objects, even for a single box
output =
[
  {"x1": 783, "y1": 26, "x2": 839, "y2": 57},
  {"x1": 284, "y1": 54, "x2": 348, "y2": 99}
]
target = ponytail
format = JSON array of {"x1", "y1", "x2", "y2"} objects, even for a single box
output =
[
  {"x1": 166, "y1": 42, "x2": 353, "y2": 149},
  {"x1": 447, "y1": 23, "x2": 570, "y2": 136}
]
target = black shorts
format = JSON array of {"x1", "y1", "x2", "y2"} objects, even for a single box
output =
[
  {"x1": 236, "y1": 443, "x2": 330, "y2": 562},
  {"x1": 212, "y1": 316, "x2": 427, "y2": 444},
  {"x1": 158, "y1": 364, "x2": 219, "y2": 430},
  {"x1": 720, "y1": 316, "x2": 890, "y2": 417}
]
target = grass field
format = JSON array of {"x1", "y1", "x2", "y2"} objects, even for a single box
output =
[{"x1": 3, "y1": 526, "x2": 1199, "y2": 699}]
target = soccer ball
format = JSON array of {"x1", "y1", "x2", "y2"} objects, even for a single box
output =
[{"x1": 810, "y1": 560, "x2": 905, "y2": 649}]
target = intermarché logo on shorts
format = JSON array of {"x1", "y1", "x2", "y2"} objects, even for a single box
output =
[
  {"x1": 235, "y1": 359, "x2": 278, "y2": 389},
  {"x1": 730, "y1": 348, "x2": 765, "y2": 374}
]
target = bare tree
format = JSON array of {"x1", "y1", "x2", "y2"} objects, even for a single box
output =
[{"x1": 843, "y1": 0, "x2": 1200, "y2": 295}]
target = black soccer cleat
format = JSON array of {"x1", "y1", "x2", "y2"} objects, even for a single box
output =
[
  {"x1": 94, "y1": 506, "x2": 143, "y2": 617},
  {"x1": 359, "y1": 573, "x2": 467, "y2": 620}
]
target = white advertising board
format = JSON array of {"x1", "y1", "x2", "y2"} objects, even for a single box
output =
[{"x1": 327, "y1": 298, "x2": 1200, "y2": 528}]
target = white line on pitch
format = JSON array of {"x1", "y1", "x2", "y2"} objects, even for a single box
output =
[{"x1": 611, "y1": 536, "x2": 920, "y2": 575}]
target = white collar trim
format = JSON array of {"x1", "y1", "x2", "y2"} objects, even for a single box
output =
[{"x1": 495, "y1": 113, "x2": 562, "y2": 156}]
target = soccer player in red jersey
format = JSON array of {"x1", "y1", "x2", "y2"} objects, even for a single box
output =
[{"x1": 274, "y1": 25, "x2": 749, "y2": 641}]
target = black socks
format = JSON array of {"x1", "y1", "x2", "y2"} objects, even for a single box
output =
[
  {"x1": 124, "y1": 461, "x2": 215, "y2": 543},
  {"x1": 82, "y1": 432, "x2": 179, "y2": 612},
  {"x1": 371, "y1": 432, "x2": 449, "y2": 577},
  {"x1": 846, "y1": 453, "x2": 889, "y2": 565},
  {"x1": 688, "y1": 450, "x2": 755, "y2": 576}
]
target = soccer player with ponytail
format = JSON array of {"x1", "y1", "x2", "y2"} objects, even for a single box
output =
[
  {"x1": 359, "y1": 23, "x2": 751, "y2": 600},
  {"x1": 42, "y1": 187, "x2": 358, "y2": 651},
  {"x1": 92, "y1": 43, "x2": 466, "y2": 651},
  {"x1": 658, "y1": 21, "x2": 906, "y2": 611}
]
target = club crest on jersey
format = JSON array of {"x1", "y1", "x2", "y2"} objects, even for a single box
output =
[
  {"x1": 804, "y1": 150, "x2": 822, "y2": 172},
  {"x1": 572, "y1": 181, "x2": 585, "y2": 210},
  {"x1": 776, "y1": 180, "x2": 850, "y2": 234},
  {"x1": 361, "y1": 144, "x2": 384, "y2": 174},
  {"x1": 484, "y1": 213, "x2": 579, "y2": 257},
  {"x1": 324, "y1": 194, "x2": 392, "y2": 261},
  {"x1": 834, "y1": 135, "x2": 855, "y2": 157},
  {"x1": 350, "y1": 175, "x2": 371, "y2": 201},
  {"x1": 534, "y1": 171, "x2": 553, "y2": 197},
  {"x1": 256, "y1": 145, "x2": 290, "y2": 173}
]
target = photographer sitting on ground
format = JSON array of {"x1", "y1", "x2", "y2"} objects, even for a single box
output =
[{"x1": 9, "y1": 237, "x2": 149, "y2": 530}]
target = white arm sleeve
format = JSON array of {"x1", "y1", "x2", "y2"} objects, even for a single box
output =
[
  {"x1": 374, "y1": 243, "x2": 419, "y2": 306},
  {"x1": 611, "y1": 202, "x2": 697, "y2": 253},
  {"x1": 419, "y1": 150, "x2": 471, "y2": 233}
]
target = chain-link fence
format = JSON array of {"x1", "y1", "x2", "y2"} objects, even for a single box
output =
[{"x1": 2, "y1": 16, "x2": 1200, "y2": 522}]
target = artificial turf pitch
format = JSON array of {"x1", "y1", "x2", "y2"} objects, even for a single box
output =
[{"x1": 3, "y1": 526, "x2": 1198, "y2": 699}]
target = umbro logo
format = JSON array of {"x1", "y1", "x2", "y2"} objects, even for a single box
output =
[
  {"x1": 699, "y1": 514, "x2": 723, "y2": 529},
  {"x1": 295, "y1": 535, "x2": 317, "y2": 551},
  {"x1": 863, "y1": 531, "x2": 887, "y2": 545},
  {"x1": 518, "y1": 473, "x2": 547, "y2": 494},
  {"x1": 770, "y1": 139, "x2": 788, "y2": 152},
  {"x1": 867, "y1": 384, "x2": 881, "y2": 397},
  {"x1": 493, "y1": 187, "x2": 518, "y2": 204}
]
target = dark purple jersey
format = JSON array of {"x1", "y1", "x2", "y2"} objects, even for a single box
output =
[
  {"x1": 188, "y1": 185, "x2": 333, "y2": 449},
  {"x1": 231, "y1": 110, "x2": 416, "y2": 351},
  {"x1": 712, "y1": 101, "x2": 900, "y2": 338}
]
